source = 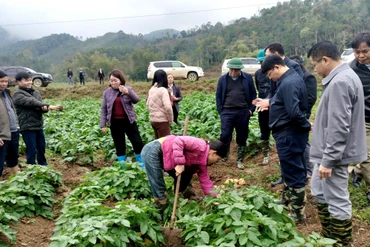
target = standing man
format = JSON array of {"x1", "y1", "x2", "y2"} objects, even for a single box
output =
[
  {"x1": 13, "y1": 72, "x2": 63, "y2": 166},
  {"x1": 350, "y1": 32, "x2": 370, "y2": 203},
  {"x1": 79, "y1": 67, "x2": 85, "y2": 85},
  {"x1": 308, "y1": 41, "x2": 366, "y2": 246},
  {"x1": 67, "y1": 68, "x2": 74, "y2": 86},
  {"x1": 216, "y1": 57, "x2": 256, "y2": 169},
  {"x1": 264, "y1": 42, "x2": 304, "y2": 186},
  {"x1": 255, "y1": 55, "x2": 311, "y2": 222},
  {"x1": 0, "y1": 71, "x2": 19, "y2": 177},
  {"x1": 255, "y1": 49, "x2": 271, "y2": 165},
  {"x1": 98, "y1": 68, "x2": 105, "y2": 84}
]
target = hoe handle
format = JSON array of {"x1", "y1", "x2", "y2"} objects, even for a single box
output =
[{"x1": 170, "y1": 116, "x2": 189, "y2": 229}]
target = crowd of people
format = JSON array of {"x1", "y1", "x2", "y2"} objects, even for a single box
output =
[{"x1": 1, "y1": 33, "x2": 370, "y2": 247}]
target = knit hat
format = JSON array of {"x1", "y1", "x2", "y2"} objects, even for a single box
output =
[
  {"x1": 256, "y1": 49, "x2": 266, "y2": 63},
  {"x1": 227, "y1": 58, "x2": 244, "y2": 69}
]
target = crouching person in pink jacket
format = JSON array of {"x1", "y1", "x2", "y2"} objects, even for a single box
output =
[{"x1": 141, "y1": 135, "x2": 227, "y2": 211}]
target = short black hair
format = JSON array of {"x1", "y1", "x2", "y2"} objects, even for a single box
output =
[
  {"x1": 289, "y1": 55, "x2": 305, "y2": 69},
  {"x1": 0, "y1": 70, "x2": 7, "y2": 79},
  {"x1": 265, "y1": 43, "x2": 285, "y2": 55},
  {"x1": 261, "y1": 54, "x2": 285, "y2": 74},
  {"x1": 351, "y1": 32, "x2": 370, "y2": 49},
  {"x1": 152, "y1": 69, "x2": 168, "y2": 88},
  {"x1": 15, "y1": 71, "x2": 30, "y2": 81},
  {"x1": 209, "y1": 140, "x2": 228, "y2": 158},
  {"x1": 308, "y1": 41, "x2": 341, "y2": 61}
]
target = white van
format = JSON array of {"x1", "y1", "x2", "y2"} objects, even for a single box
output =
[{"x1": 221, "y1": 57, "x2": 261, "y2": 75}]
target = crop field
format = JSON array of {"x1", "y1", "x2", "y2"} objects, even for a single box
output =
[{"x1": 0, "y1": 82, "x2": 369, "y2": 247}]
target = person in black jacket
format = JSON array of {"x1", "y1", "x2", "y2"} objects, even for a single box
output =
[
  {"x1": 290, "y1": 55, "x2": 317, "y2": 177},
  {"x1": 12, "y1": 72, "x2": 63, "y2": 166},
  {"x1": 79, "y1": 67, "x2": 85, "y2": 85},
  {"x1": 254, "y1": 55, "x2": 311, "y2": 222},
  {"x1": 350, "y1": 32, "x2": 370, "y2": 203},
  {"x1": 254, "y1": 50, "x2": 271, "y2": 165},
  {"x1": 167, "y1": 73, "x2": 182, "y2": 124},
  {"x1": 98, "y1": 68, "x2": 105, "y2": 84},
  {"x1": 67, "y1": 68, "x2": 74, "y2": 86}
]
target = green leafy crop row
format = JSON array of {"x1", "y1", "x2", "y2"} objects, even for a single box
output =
[{"x1": 0, "y1": 166, "x2": 62, "y2": 245}]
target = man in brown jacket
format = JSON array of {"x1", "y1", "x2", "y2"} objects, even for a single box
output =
[{"x1": 0, "y1": 70, "x2": 19, "y2": 177}]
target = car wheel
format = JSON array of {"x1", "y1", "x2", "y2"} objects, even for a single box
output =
[
  {"x1": 187, "y1": 72, "x2": 198, "y2": 82},
  {"x1": 32, "y1": 78, "x2": 43, "y2": 87}
]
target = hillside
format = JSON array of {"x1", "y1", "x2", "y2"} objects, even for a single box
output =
[{"x1": 0, "y1": 0, "x2": 369, "y2": 81}]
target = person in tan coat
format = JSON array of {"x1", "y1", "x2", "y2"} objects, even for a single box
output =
[{"x1": 147, "y1": 69, "x2": 173, "y2": 139}]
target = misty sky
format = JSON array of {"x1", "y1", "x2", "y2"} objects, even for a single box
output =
[{"x1": 0, "y1": 0, "x2": 288, "y2": 40}]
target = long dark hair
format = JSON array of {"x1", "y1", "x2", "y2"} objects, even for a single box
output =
[
  {"x1": 152, "y1": 69, "x2": 168, "y2": 88},
  {"x1": 209, "y1": 140, "x2": 228, "y2": 158},
  {"x1": 110, "y1": 69, "x2": 126, "y2": 85}
]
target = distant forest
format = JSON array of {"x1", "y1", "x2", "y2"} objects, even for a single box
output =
[{"x1": 0, "y1": 0, "x2": 369, "y2": 81}]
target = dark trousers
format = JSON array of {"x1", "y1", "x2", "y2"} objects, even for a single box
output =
[
  {"x1": 258, "y1": 110, "x2": 270, "y2": 140},
  {"x1": 151, "y1": 122, "x2": 171, "y2": 139},
  {"x1": 99, "y1": 78, "x2": 104, "y2": 84},
  {"x1": 172, "y1": 106, "x2": 179, "y2": 124},
  {"x1": 220, "y1": 108, "x2": 251, "y2": 147},
  {"x1": 21, "y1": 129, "x2": 47, "y2": 166},
  {"x1": 167, "y1": 166, "x2": 197, "y2": 192},
  {"x1": 0, "y1": 131, "x2": 20, "y2": 176},
  {"x1": 274, "y1": 130, "x2": 308, "y2": 188},
  {"x1": 110, "y1": 118, "x2": 143, "y2": 156},
  {"x1": 79, "y1": 77, "x2": 85, "y2": 85}
]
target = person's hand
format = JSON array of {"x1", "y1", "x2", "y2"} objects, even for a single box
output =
[
  {"x1": 119, "y1": 85, "x2": 129, "y2": 94},
  {"x1": 252, "y1": 98, "x2": 262, "y2": 106},
  {"x1": 0, "y1": 138, "x2": 4, "y2": 147},
  {"x1": 249, "y1": 110, "x2": 252, "y2": 115},
  {"x1": 169, "y1": 121, "x2": 173, "y2": 124},
  {"x1": 173, "y1": 97, "x2": 178, "y2": 101},
  {"x1": 256, "y1": 99, "x2": 270, "y2": 112},
  {"x1": 42, "y1": 106, "x2": 48, "y2": 111},
  {"x1": 101, "y1": 127, "x2": 107, "y2": 134},
  {"x1": 319, "y1": 165, "x2": 332, "y2": 179},
  {"x1": 175, "y1": 165, "x2": 185, "y2": 176},
  {"x1": 49, "y1": 105, "x2": 63, "y2": 111}
]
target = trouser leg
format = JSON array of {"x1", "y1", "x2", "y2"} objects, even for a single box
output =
[
  {"x1": 36, "y1": 129, "x2": 47, "y2": 166},
  {"x1": 5, "y1": 130, "x2": 19, "y2": 168},
  {"x1": 151, "y1": 122, "x2": 170, "y2": 139},
  {"x1": 354, "y1": 123, "x2": 370, "y2": 194},
  {"x1": 110, "y1": 119, "x2": 127, "y2": 156},
  {"x1": 124, "y1": 120, "x2": 144, "y2": 155},
  {"x1": 21, "y1": 130, "x2": 37, "y2": 165}
]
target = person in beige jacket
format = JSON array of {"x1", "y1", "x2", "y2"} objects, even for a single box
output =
[{"x1": 147, "y1": 69, "x2": 173, "y2": 139}]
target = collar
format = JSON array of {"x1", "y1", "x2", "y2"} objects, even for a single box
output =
[
  {"x1": 19, "y1": 86, "x2": 35, "y2": 93},
  {"x1": 322, "y1": 63, "x2": 349, "y2": 86}
]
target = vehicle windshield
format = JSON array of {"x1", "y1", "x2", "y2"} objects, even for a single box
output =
[{"x1": 25, "y1": 67, "x2": 37, "y2": 73}]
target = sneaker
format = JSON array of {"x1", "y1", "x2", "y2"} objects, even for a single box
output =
[
  {"x1": 262, "y1": 156, "x2": 269, "y2": 165},
  {"x1": 237, "y1": 161, "x2": 245, "y2": 169}
]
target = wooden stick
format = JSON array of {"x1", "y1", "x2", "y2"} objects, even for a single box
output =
[{"x1": 170, "y1": 116, "x2": 189, "y2": 230}]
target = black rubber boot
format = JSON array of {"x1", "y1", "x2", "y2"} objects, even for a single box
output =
[{"x1": 317, "y1": 203, "x2": 331, "y2": 238}]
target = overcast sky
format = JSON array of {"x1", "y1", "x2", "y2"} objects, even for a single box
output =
[{"x1": 0, "y1": 0, "x2": 288, "y2": 40}]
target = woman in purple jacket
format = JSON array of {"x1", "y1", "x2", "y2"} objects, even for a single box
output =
[
  {"x1": 141, "y1": 135, "x2": 227, "y2": 210},
  {"x1": 100, "y1": 69, "x2": 144, "y2": 167}
]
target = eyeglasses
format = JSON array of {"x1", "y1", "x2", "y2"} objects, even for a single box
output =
[
  {"x1": 354, "y1": 49, "x2": 370, "y2": 55},
  {"x1": 267, "y1": 68, "x2": 275, "y2": 78},
  {"x1": 311, "y1": 57, "x2": 323, "y2": 69}
]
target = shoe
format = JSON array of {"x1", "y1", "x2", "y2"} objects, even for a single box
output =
[
  {"x1": 117, "y1": 155, "x2": 127, "y2": 169},
  {"x1": 237, "y1": 161, "x2": 245, "y2": 169},
  {"x1": 262, "y1": 156, "x2": 269, "y2": 165},
  {"x1": 135, "y1": 154, "x2": 145, "y2": 169},
  {"x1": 351, "y1": 170, "x2": 362, "y2": 187},
  {"x1": 271, "y1": 176, "x2": 284, "y2": 187},
  {"x1": 367, "y1": 192, "x2": 370, "y2": 203}
]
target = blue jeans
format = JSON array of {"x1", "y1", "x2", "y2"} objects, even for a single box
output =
[
  {"x1": 0, "y1": 130, "x2": 20, "y2": 176},
  {"x1": 141, "y1": 140, "x2": 166, "y2": 199},
  {"x1": 68, "y1": 77, "x2": 74, "y2": 85},
  {"x1": 21, "y1": 129, "x2": 48, "y2": 166}
]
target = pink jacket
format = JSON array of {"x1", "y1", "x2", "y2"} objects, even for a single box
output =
[{"x1": 162, "y1": 135, "x2": 215, "y2": 196}]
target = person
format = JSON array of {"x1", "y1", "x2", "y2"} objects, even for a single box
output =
[
  {"x1": 12, "y1": 71, "x2": 63, "y2": 166},
  {"x1": 100, "y1": 69, "x2": 144, "y2": 167},
  {"x1": 0, "y1": 71, "x2": 20, "y2": 177},
  {"x1": 216, "y1": 57, "x2": 256, "y2": 169},
  {"x1": 141, "y1": 135, "x2": 228, "y2": 210},
  {"x1": 264, "y1": 42, "x2": 305, "y2": 186},
  {"x1": 254, "y1": 54, "x2": 311, "y2": 222},
  {"x1": 98, "y1": 68, "x2": 105, "y2": 84},
  {"x1": 255, "y1": 49, "x2": 271, "y2": 165},
  {"x1": 349, "y1": 32, "x2": 370, "y2": 203},
  {"x1": 167, "y1": 73, "x2": 182, "y2": 124},
  {"x1": 67, "y1": 68, "x2": 74, "y2": 86},
  {"x1": 308, "y1": 41, "x2": 366, "y2": 245},
  {"x1": 290, "y1": 55, "x2": 318, "y2": 177},
  {"x1": 79, "y1": 67, "x2": 85, "y2": 85},
  {"x1": 147, "y1": 69, "x2": 173, "y2": 139}
]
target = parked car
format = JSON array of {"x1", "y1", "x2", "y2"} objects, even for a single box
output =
[
  {"x1": 147, "y1": 61, "x2": 204, "y2": 81},
  {"x1": 0, "y1": 66, "x2": 53, "y2": 87},
  {"x1": 221, "y1": 57, "x2": 261, "y2": 75},
  {"x1": 341, "y1": 48, "x2": 355, "y2": 63}
]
